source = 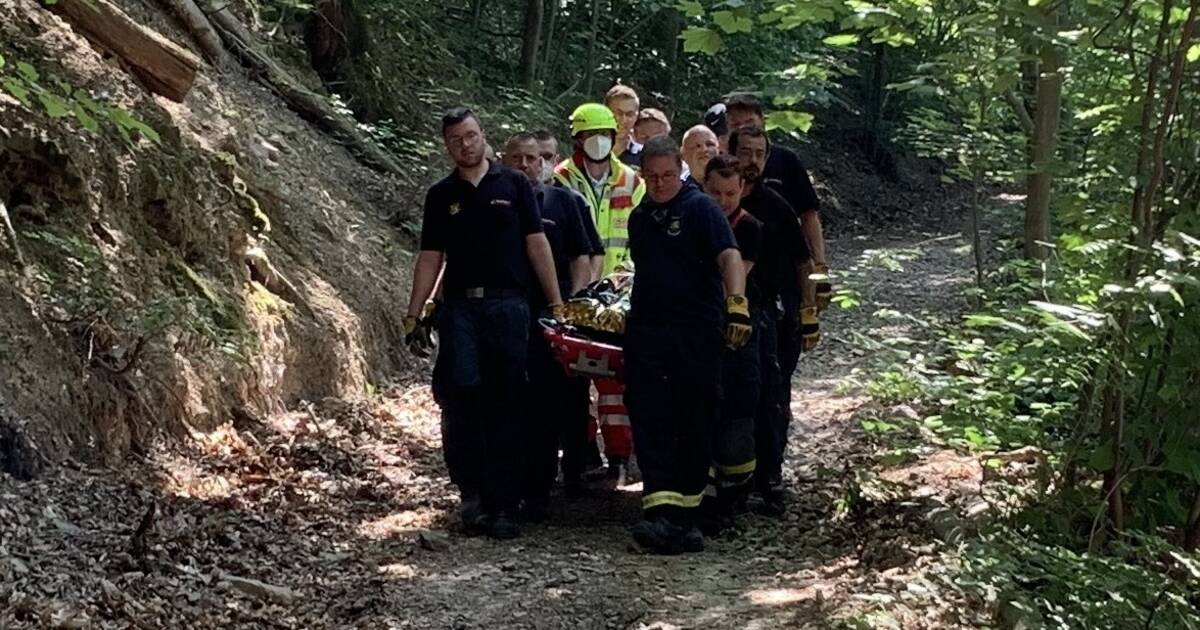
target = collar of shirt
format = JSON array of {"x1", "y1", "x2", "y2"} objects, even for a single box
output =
[{"x1": 451, "y1": 159, "x2": 500, "y2": 185}]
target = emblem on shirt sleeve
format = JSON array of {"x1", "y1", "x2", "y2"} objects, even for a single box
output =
[{"x1": 448, "y1": 202, "x2": 461, "y2": 216}]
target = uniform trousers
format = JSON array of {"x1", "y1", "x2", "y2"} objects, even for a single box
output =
[
  {"x1": 432, "y1": 296, "x2": 529, "y2": 514},
  {"x1": 625, "y1": 322, "x2": 723, "y2": 525}
]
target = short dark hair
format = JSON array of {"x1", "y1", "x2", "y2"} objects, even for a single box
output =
[
  {"x1": 705, "y1": 154, "x2": 742, "y2": 181},
  {"x1": 441, "y1": 107, "x2": 479, "y2": 136},
  {"x1": 531, "y1": 129, "x2": 556, "y2": 142},
  {"x1": 504, "y1": 132, "x2": 538, "y2": 152},
  {"x1": 728, "y1": 125, "x2": 770, "y2": 155},
  {"x1": 641, "y1": 135, "x2": 682, "y2": 165},
  {"x1": 725, "y1": 93, "x2": 764, "y2": 118},
  {"x1": 604, "y1": 84, "x2": 639, "y2": 105}
]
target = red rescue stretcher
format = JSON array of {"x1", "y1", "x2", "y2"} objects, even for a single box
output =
[{"x1": 541, "y1": 321, "x2": 625, "y2": 382}]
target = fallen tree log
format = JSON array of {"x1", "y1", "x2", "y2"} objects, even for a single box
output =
[
  {"x1": 203, "y1": 2, "x2": 402, "y2": 175},
  {"x1": 158, "y1": 0, "x2": 230, "y2": 69},
  {"x1": 50, "y1": 0, "x2": 201, "y2": 102}
]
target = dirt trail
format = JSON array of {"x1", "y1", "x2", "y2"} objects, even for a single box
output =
[{"x1": 1, "y1": 228, "x2": 980, "y2": 629}]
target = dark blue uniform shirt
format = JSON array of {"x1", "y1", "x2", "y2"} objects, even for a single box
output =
[
  {"x1": 762, "y1": 145, "x2": 820, "y2": 217},
  {"x1": 628, "y1": 185, "x2": 736, "y2": 329},
  {"x1": 743, "y1": 183, "x2": 808, "y2": 305},
  {"x1": 534, "y1": 185, "x2": 592, "y2": 306},
  {"x1": 420, "y1": 161, "x2": 543, "y2": 295}
]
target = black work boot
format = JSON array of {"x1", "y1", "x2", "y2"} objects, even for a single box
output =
[
  {"x1": 681, "y1": 526, "x2": 705, "y2": 553},
  {"x1": 630, "y1": 518, "x2": 684, "y2": 555},
  {"x1": 755, "y1": 484, "x2": 787, "y2": 518},
  {"x1": 489, "y1": 512, "x2": 521, "y2": 540},
  {"x1": 460, "y1": 494, "x2": 489, "y2": 535}
]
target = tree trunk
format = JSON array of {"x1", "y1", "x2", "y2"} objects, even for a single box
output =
[
  {"x1": 656, "y1": 8, "x2": 684, "y2": 102},
  {"x1": 471, "y1": 0, "x2": 486, "y2": 37},
  {"x1": 1022, "y1": 11, "x2": 1063, "y2": 261},
  {"x1": 1185, "y1": 489, "x2": 1200, "y2": 551},
  {"x1": 583, "y1": 0, "x2": 601, "y2": 96},
  {"x1": 538, "y1": 0, "x2": 557, "y2": 85},
  {"x1": 49, "y1": 0, "x2": 202, "y2": 101},
  {"x1": 518, "y1": 0, "x2": 543, "y2": 89},
  {"x1": 158, "y1": 0, "x2": 230, "y2": 68}
]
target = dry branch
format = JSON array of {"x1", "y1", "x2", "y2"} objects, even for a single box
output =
[
  {"x1": 0, "y1": 202, "x2": 25, "y2": 268},
  {"x1": 203, "y1": 2, "x2": 402, "y2": 175},
  {"x1": 158, "y1": 0, "x2": 230, "y2": 68},
  {"x1": 49, "y1": 0, "x2": 202, "y2": 102}
]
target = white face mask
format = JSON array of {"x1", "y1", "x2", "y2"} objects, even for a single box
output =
[
  {"x1": 540, "y1": 161, "x2": 554, "y2": 183},
  {"x1": 583, "y1": 135, "x2": 613, "y2": 162}
]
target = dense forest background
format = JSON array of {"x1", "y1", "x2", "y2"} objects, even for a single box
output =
[{"x1": 1, "y1": 0, "x2": 1199, "y2": 626}]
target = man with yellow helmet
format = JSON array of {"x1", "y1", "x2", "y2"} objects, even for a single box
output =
[{"x1": 554, "y1": 102, "x2": 647, "y2": 484}]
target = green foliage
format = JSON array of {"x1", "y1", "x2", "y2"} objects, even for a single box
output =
[
  {"x1": 0, "y1": 52, "x2": 159, "y2": 145},
  {"x1": 955, "y1": 533, "x2": 1200, "y2": 629}
]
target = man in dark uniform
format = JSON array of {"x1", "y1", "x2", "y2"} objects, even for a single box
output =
[
  {"x1": 702, "y1": 154, "x2": 763, "y2": 530},
  {"x1": 404, "y1": 108, "x2": 565, "y2": 540},
  {"x1": 730, "y1": 125, "x2": 814, "y2": 515},
  {"x1": 726, "y1": 94, "x2": 829, "y2": 383},
  {"x1": 625, "y1": 136, "x2": 751, "y2": 554},
  {"x1": 501, "y1": 133, "x2": 597, "y2": 520}
]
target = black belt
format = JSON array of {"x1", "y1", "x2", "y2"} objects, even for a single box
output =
[{"x1": 444, "y1": 287, "x2": 525, "y2": 300}]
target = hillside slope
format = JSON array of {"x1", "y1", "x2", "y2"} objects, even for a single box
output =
[{"x1": 0, "y1": 0, "x2": 422, "y2": 476}]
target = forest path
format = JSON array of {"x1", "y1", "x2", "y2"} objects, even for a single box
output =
[{"x1": 1, "y1": 228, "x2": 983, "y2": 629}]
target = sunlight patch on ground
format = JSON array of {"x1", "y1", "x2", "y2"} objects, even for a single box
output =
[
  {"x1": 377, "y1": 562, "x2": 419, "y2": 579},
  {"x1": 155, "y1": 452, "x2": 236, "y2": 500},
  {"x1": 746, "y1": 586, "x2": 812, "y2": 606},
  {"x1": 355, "y1": 509, "x2": 440, "y2": 539}
]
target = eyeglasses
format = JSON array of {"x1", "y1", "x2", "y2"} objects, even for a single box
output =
[{"x1": 447, "y1": 131, "x2": 481, "y2": 146}]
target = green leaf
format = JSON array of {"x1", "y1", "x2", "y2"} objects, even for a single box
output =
[
  {"x1": 16, "y1": 61, "x2": 39, "y2": 83},
  {"x1": 676, "y1": 0, "x2": 703, "y2": 18},
  {"x1": 1188, "y1": 44, "x2": 1200, "y2": 63},
  {"x1": 2, "y1": 78, "x2": 32, "y2": 107},
  {"x1": 823, "y1": 33, "x2": 860, "y2": 46},
  {"x1": 72, "y1": 100, "x2": 99, "y2": 132},
  {"x1": 680, "y1": 27, "x2": 724, "y2": 54},
  {"x1": 37, "y1": 92, "x2": 71, "y2": 118},
  {"x1": 764, "y1": 109, "x2": 814, "y2": 133},
  {"x1": 0, "y1": 53, "x2": 6, "y2": 70},
  {"x1": 712, "y1": 10, "x2": 753, "y2": 33},
  {"x1": 107, "y1": 107, "x2": 161, "y2": 144}
]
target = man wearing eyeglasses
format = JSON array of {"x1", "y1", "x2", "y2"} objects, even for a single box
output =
[{"x1": 404, "y1": 108, "x2": 565, "y2": 540}]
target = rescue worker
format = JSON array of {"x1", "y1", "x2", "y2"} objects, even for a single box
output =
[
  {"x1": 701, "y1": 154, "x2": 763, "y2": 532},
  {"x1": 625, "y1": 136, "x2": 751, "y2": 554},
  {"x1": 726, "y1": 93, "x2": 831, "y2": 321},
  {"x1": 532, "y1": 128, "x2": 607, "y2": 493},
  {"x1": 404, "y1": 108, "x2": 565, "y2": 540},
  {"x1": 532, "y1": 129, "x2": 562, "y2": 184},
  {"x1": 554, "y1": 103, "x2": 647, "y2": 483},
  {"x1": 502, "y1": 133, "x2": 595, "y2": 521},
  {"x1": 605, "y1": 84, "x2": 642, "y2": 167},
  {"x1": 633, "y1": 108, "x2": 671, "y2": 145},
  {"x1": 729, "y1": 125, "x2": 814, "y2": 516},
  {"x1": 681, "y1": 125, "x2": 720, "y2": 189}
]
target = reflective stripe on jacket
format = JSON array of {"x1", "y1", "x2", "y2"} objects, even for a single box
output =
[{"x1": 554, "y1": 154, "x2": 646, "y2": 276}]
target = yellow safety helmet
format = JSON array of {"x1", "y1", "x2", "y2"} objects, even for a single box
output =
[{"x1": 569, "y1": 102, "x2": 618, "y2": 137}]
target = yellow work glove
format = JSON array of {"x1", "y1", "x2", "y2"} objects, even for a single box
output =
[
  {"x1": 725, "y1": 295, "x2": 752, "y2": 350},
  {"x1": 811, "y1": 262, "x2": 833, "y2": 312},
  {"x1": 800, "y1": 306, "x2": 819, "y2": 352},
  {"x1": 550, "y1": 302, "x2": 567, "y2": 322}
]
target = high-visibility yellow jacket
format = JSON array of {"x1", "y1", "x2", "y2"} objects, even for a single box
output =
[{"x1": 554, "y1": 154, "x2": 646, "y2": 276}]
